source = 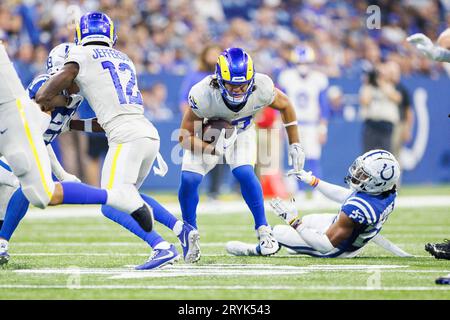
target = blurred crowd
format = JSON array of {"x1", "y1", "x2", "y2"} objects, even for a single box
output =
[
  {"x1": 0, "y1": 0, "x2": 440, "y2": 190},
  {"x1": 2, "y1": 0, "x2": 450, "y2": 83}
]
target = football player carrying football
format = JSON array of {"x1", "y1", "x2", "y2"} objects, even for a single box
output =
[{"x1": 177, "y1": 47, "x2": 305, "y2": 261}]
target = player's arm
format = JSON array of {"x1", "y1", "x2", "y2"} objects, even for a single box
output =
[
  {"x1": 179, "y1": 108, "x2": 216, "y2": 154},
  {"x1": 46, "y1": 144, "x2": 80, "y2": 182},
  {"x1": 35, "y1": 63, "x2": 79, "y2": 112},
  {"x1": 288, "y1": 170, "x2": 353, "y2": 203},
  {"x1": 268, "y1": 88, "x2": 305, "y2": 171},
  {"x1": 407, "y1": 29, "x2": 450, "y2": 62},
  {"x1": 268, "y1": 88, "x2": 299, "y2": 144},
  {"x1": 68, "y1": 118, "x2": 104, "y2": 133}
]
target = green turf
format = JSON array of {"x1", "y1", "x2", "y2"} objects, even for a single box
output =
[{"x1": 0, "y1": 205, "x2": 449, "y2": 300}]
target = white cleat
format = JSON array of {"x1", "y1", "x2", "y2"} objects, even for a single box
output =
[
  {"x1": 256, "y1": 225, "x2": 280, "y2": 256},
  {"x1": 226, "y1": 241, "x2": 259, "y2": 256},
  {"x1": 0, "y1": 240, "x2": 9, "y2": 266}
]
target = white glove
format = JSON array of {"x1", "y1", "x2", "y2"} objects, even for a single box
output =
[
  {"x1": 214, "y1": 127, "x2": 238, "y2": 156},
  {"x1": 66, "y1": 94, "x2": 84, "y2": 109},
  {"x1": 59, "y1": 172, "x2": 81, "y2": 183},
  {"x1": 269, "y1": 197, "x2": 299, "y2": 226},
  {"x1": 60, "y1": 117, "x2": 72, "y2": 134},
  {"x1": 287, "y1": 169, "x2": 319, "y2": 187},
  {"x1": 407, "y1": 33, "x2": 439, "y2": 60},
  {"x1": 288, "y1": 143, "x2": 305, "y2": 171}
]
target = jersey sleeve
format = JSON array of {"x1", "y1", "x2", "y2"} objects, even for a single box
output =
[
  {"x1": 64, "y1": 45, "x2": 86, "y2": 78},
  {"x1": 187, "y1": 81, "x2": 209, "y2": 119},
  {"x1": 256, "y1": 73, "x2": 276, "y2": 106},
  {"x1": 341, "y1": 194, "x2": 377, "y2": 225},
  {"x1": 27, "y1": 74, "x2": 49, "y2": 100}
]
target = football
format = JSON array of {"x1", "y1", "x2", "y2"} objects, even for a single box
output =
[{"x1": 202, "y1": 119, "x2": 234, "y2": 143}]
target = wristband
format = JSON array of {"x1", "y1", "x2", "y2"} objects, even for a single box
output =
[
  {"x1": 310, "y1": 176, "x2": 320, "y2": 188},
  {"x1": 283, "y1": 121, "x2": 298, "y2": 127},
  {"x1": 84, "y1": 119, "x2": 93, "y2": 133}
]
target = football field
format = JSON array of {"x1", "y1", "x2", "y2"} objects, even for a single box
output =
[{"x1": 0, "y1": 186, "x2": 449, "y2": 300}]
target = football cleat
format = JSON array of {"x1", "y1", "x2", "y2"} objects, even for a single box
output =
[
  {"x1": 0, "y1": 240, "x2": 9, "y2": 266},
  {"x1": 135, "y1": 244, "x2": 180, "y2": 270},
  {"x1": 226, "y1": 241, "x2": 259, "y2": 256},
  {"x1": 425, "y1": 239, "x2": 450, "y2": 260},
  {"x1": 257, "y1": 225, "x2": 280, "y2": 256},
  {"x1": 177, "y1": 223, "x2": 201, "y2": 263}
]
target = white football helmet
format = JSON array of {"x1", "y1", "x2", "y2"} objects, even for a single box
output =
[
  {"x1": 46, "y1": 42, "x2": 74, "y2": 75},
  {"x1": 345, "y1": 149, "x2": 400, "y2": 194},
  {"x1": 291, "y1": 45, "x2": 316, "y2": 76}
]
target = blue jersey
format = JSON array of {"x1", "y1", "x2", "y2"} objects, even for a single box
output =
[
  {"x1": 27, "y1": 74, "x2": 77, "y2": 145},
  {"x1": 337, "y1": 190, "x2": 397, "y2": 252}
]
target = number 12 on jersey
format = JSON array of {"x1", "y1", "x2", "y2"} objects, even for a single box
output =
[{"x1": 102, "y1": 61, "x2": 143, "y2": 105}]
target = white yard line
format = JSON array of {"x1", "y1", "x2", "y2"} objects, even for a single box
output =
[
  {"x1": 0, "y1": 284, "x2": 448, "y2": 291},
  {"x1": 23, "y1": 195, "x2": 450, "y2": 220}
]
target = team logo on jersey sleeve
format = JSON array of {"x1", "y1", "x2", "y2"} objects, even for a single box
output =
[{"x1": 188, "y1": 95, "x2": 199, "y2": 110}]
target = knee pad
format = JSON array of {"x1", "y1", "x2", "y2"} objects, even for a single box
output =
[{"x1": 21, "y1": 184, "x2": 51, "y2": 209}]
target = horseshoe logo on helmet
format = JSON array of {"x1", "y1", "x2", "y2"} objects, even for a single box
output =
[{"x1": 380, "y1": 163, "x2": 395, "y2": 181}]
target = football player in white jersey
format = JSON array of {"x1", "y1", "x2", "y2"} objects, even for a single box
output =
[
  {"x1": 229, "y1": 149, "x2": 412, "y2": 258},
  {"x1": 178, "y1": 47, "x2": 305, "y2": 260},
  {"x1": 0, "y1": 38, "x2": 163, "y2": 265},
  {"x1": 277, "y1": 45, "x2": 329, "y2": 201},
  {"x1": 35, "y1": 12, "x2": 198, "y2": 269}
]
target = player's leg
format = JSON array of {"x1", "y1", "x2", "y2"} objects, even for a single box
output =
[
  {"x1": 228, "y1": 127, "x2": 279, "y2": 256},
  {"x1": 100, "y1": 138, "x2": 178, "y2": 269},
  {"x1": 0, "y1": 182, "x2": 21, "y2": 265},
  {"x1": 178, "y1": 149, "x2": 218, "y2": 229}
]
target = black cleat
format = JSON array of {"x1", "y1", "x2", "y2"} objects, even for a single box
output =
[
  {"x1": 131, "y1": 204, "x2": 154, "y2": 232},
  {"x1": 436, "y1": 275, "x2": 450, "y2": 285},
  {"x1": 425, "y1": 239, "x2": 450, "y2": 260}
]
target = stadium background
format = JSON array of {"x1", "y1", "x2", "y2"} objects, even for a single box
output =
[{"x1": 1, "y1": 0, "x2": 449, "y2": 191}]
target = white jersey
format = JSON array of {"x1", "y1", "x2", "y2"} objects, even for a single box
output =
[
  {"x1": 188, "y1": 73, "x2": 276, "y2": 131},
  {"x1": 0, "y1": 43, "x2": 28, "y2": 105},
  {"x1": 65, "y1": 45, "x2": 159, "y2": 143},
  {"x1": 277, "y1": 69, "x2": 328, "y2": 124}
]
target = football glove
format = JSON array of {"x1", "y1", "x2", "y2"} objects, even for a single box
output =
[
  {"x1": 214, "y1": 127, "x2": 238, "y2": 156},
  {"x1": 66, "y1": 94, "x2": 84, "y2": 109},
  {"x1": 407, "y1": 33, "x2": 440, "y2": 60},
  {"x1": 288, "y1": 143, "x2": 305, "y2": 172},
  {"x1": 58, "y1": 172, "x2": 81, "y2": 183},
  {"x1": 287, "y1": 169, "x2": 320, "y2": 187},
  {"x1": 269, "y1": 197, "x2": 300, "y2": 227}
]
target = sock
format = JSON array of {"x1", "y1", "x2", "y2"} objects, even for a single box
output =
[
  {"x1": 172, "y1": 221, "x2": 183, "y2": 236},
  {"x1": 101, "y1": 205, "x2": 164, "y2": 249},
  {"x1": 140, "y1": 193, "x2": 179, "y2": 231},
  {"x1": 232, "y1": 165, "x2": 268, "y2": 229},
  {"x1": 61, "y1": 182, "x2": 107, "y2": 204},
  {"x1": 0, "y1": 188, "x2": 30, "y2": 241},
  {"x1": 178, "y1": 171, "x2": 203, "y2": 229},
  {"x1": 154, "y1": 241, "x2": 171, "y2": 250}
]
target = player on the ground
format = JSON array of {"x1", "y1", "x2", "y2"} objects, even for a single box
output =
[
  {"x1": 0, "y1": 39, "x2": 156, "y2": 265},
  {"x1": 35, "y1": 12, "x2": 199, "y2": 269},
  {"x1": 277, "y1": 45, "x2": 329, "y2": 201},
  {"x1": 228, "y1": 149, "x2": 412, "y2": 258},
  {"x1": 178, "y1": 47, "x2": 305, "y2": 261}
]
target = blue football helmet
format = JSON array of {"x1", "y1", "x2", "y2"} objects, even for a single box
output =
[
  {"x1": 215, "y1": 48, "x2": 255, "y2": 108},
  {"x1": 74, "y1": 12, "x2": 117, "y2": 47}
]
